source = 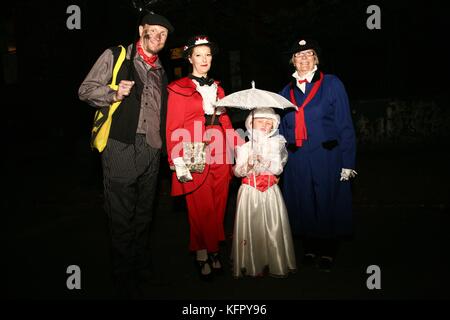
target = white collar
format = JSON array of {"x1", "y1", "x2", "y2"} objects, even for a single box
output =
[{"x1": 292, "y1": 65, "x2": 317, "y2": 82}]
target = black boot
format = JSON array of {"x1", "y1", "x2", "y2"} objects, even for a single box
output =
[
  {"x1": 195, "y1": 258, "x2": 214, "y2": 282},
  {"x1": 209, "y1": 253, "x2": 224, "y2": 275}
]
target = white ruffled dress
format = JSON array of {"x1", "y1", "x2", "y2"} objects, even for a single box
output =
[{"x1": 232, "y1": 131, "x2": 297, "y2": 278}]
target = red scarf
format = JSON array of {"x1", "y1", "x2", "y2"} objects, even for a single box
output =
[
  {"x1": 289, "y1": 72, "x2": 324, "y2": 147},
  {"x1": 136, "y1": 40, "x2": 158, "y2": 68}
]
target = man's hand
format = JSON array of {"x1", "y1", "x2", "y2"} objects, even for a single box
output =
[{"x1": 114, "y1": 80, "x2": 135, "y2": 101}]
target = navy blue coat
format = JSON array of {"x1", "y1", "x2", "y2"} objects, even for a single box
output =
[{"x1": 279, "y1": 71, "x2": 356, "y2": 237}]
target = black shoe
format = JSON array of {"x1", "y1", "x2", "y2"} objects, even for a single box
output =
[
  {"x1": 302, "y1": 253, "x2": 317, "y2": 267},
  {"x1": 209, "y1": 253, "x2": 224, "y2": 275},
  {"x1": 196, "y1": 259, "x2": 214, "y2": 282},
  {"x1": 317, "y1": 256, "x2": 334, "y2": 272}
]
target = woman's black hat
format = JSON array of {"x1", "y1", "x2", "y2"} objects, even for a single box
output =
[
  {"x1": 183, "y1": 35, "x2": 218, "y2": 58},
  {"x1": 289, "y1": 38, "x2": 321, "y2": 57}
]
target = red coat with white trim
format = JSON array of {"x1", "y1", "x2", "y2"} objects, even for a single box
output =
[{"x1": 166, "y1": 77, "x2": 235, "y2": 196}]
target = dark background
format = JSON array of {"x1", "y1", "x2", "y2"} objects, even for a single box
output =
[
  {"x1": 3, "y1": 0, "x2": 450, "y2": 305},
  {"x1": 2, "y1": 0, "x2": 450, "y2": 139}
]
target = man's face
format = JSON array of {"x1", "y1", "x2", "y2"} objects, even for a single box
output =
[{"x1": 139, "y1": 24, "x2": 168, "y2": 55}]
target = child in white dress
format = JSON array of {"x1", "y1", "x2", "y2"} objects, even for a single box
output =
[{"x1": 232, "y1": 107, "x2": 297, "y2": 278}]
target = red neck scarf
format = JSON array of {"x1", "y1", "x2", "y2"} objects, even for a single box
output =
[
  {"x1": 289, "y1": 71, "x2": 324, "y2": 147},
  {"x1": 136, "y1": 40, "x2": 158, "y2": 68}
]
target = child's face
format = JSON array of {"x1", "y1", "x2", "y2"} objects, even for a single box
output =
[{"x1": 253, "y1": 118, "x2": 273, "y2": 134}]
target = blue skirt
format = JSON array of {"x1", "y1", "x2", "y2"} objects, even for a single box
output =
[{"x1": 281, "y1": 144, "x2": 353, "y2": 238}]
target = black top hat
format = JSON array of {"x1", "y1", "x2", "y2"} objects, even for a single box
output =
[
  {"x1": 140, "y1": 13, "x2": 174, "y2": 33},
  {"x1": 289, "y1": 38, "x2": 321, "y2": 57},
  {"x1": 183, "y1": 35, "x2": 218, "y2": 58}
]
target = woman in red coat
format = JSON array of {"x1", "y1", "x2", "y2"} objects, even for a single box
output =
[{"x1": 166, "y1": 35, "x2": 236, "y2": 280}]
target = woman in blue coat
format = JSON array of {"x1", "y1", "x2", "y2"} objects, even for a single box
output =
[{"x1": 279, "y1": 38, "x2": 357, "y2": 271}]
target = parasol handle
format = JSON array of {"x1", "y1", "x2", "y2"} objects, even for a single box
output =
[
  {"x1": 251, "y1": 81, "x2": 255, "y2": 89},
  {"x1": 251, "y1": 109, "x2": 254, "y2": 149}
]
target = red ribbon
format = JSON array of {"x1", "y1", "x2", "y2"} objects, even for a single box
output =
[
  {"x1": 289, "y1": 72, "x2": 324, "y2": 147},
  {"x1": 242, "y1": 174, "x2": 278, "y2": 192},
  {"x1": 136, "y1": 40, "x2": 158, "y2": 68}
]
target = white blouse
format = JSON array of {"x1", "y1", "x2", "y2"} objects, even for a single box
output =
[
  {"x1": 193, "y1": 80, "x2": 222, "y2": 115},
  {"x1": 234, "y1": 132, "x2": 288, "y2": 177},
  {"x1": 292, "y1": 65, "x2": 318, "y2": 93}
]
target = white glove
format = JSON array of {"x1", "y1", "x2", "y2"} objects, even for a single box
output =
[
  {"x1": 340, "y1": 168, "x2": 357, "y2": 181},
  {"x1": 215, "y1": 106, "x2": 226, "y2": 115},
  {"x1": 252, "y1": 154, "x2": 271, "y2": 174},
  {"x1": 173, "y1": 157, "x2": 193, "y2": 183}
]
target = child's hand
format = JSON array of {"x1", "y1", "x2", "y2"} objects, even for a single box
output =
[
  {"x1": 247, "y1": 154, "x2": 256, "y2": 167},
  {"x1": 246, "y1": 155, "x2": 257, "y2": 175},
  {"x1": 246, "y1": 161, "x2": 255, "y2": 174},
  {"x1": 252, "y1": 154, "x2": 270, "y2": 172}
]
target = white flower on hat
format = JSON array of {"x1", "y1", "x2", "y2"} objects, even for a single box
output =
[
  {"x1": 299, "y1": 40, "x2": 306, "y2": 45},
  {"x1": 183, "y1": 45, "x2": 188, "y2": 51},
  {"x1": 194, "y1": 37, "x2": 209, "y2": 45}
]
